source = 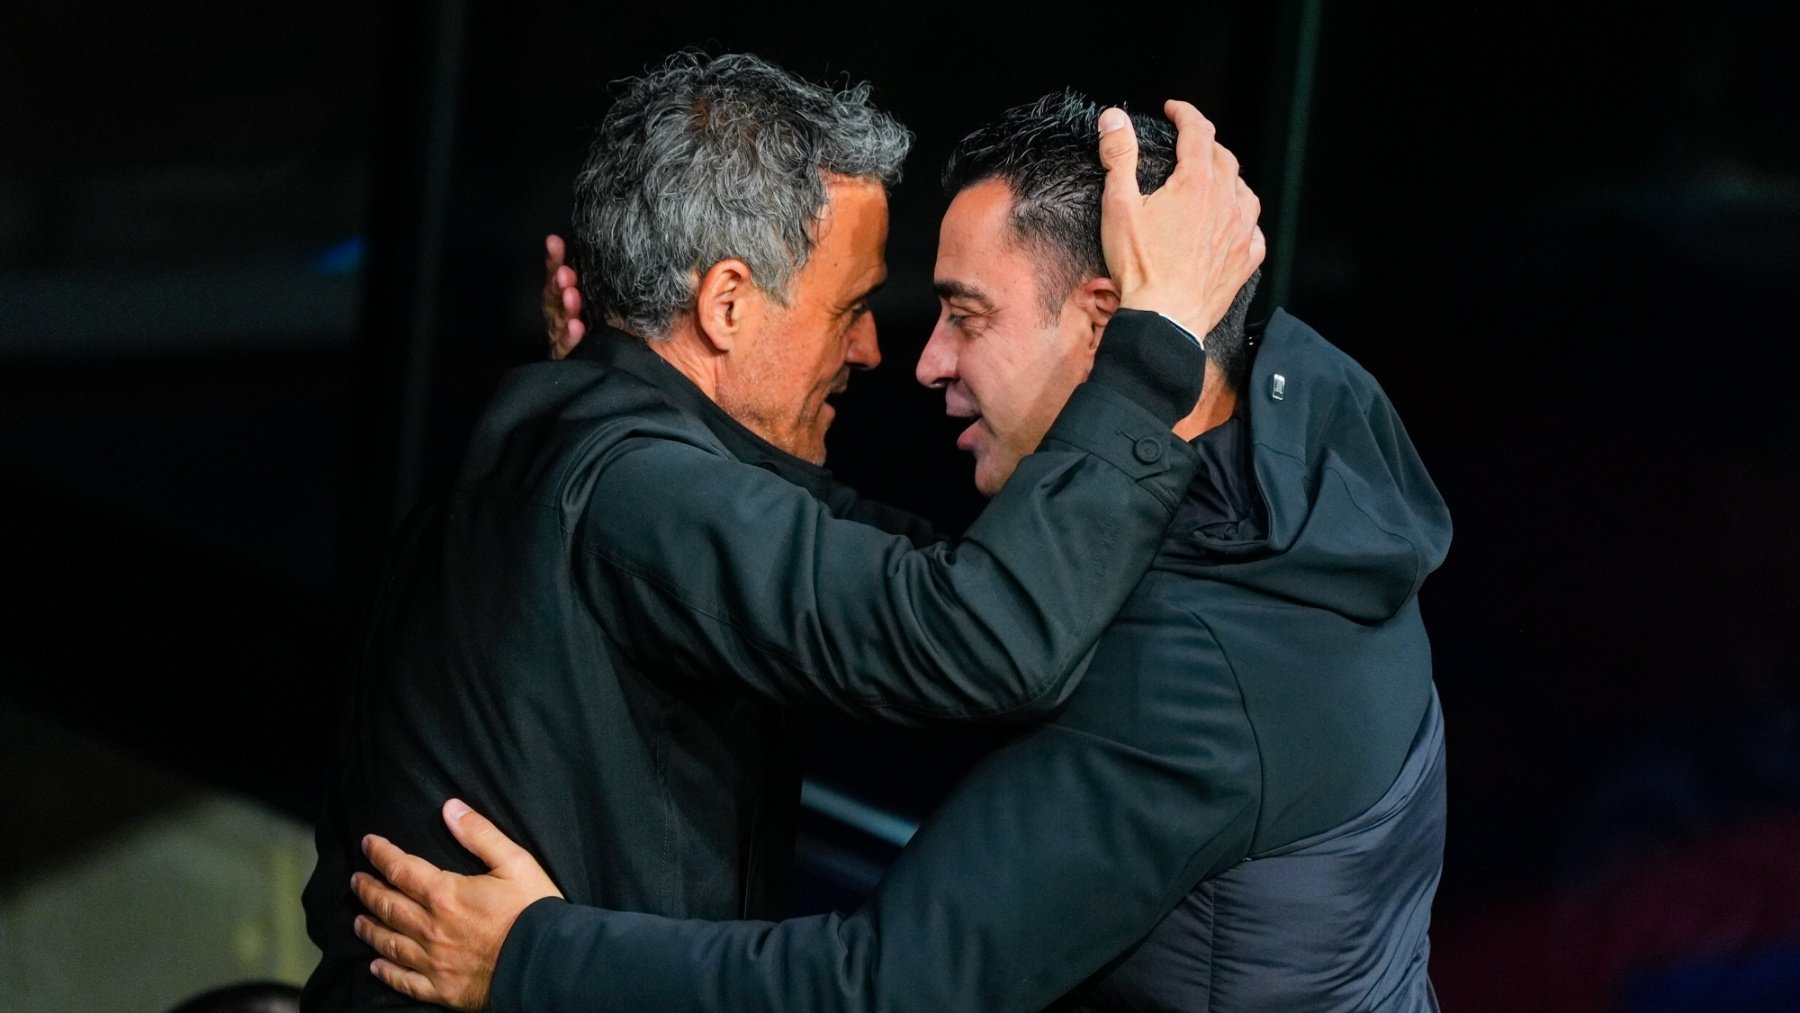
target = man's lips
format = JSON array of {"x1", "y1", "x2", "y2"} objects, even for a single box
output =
[
  {"x1": 943, "y1": 386, "x2": 981, "y2": 453},
  {"x1": 821, "y1": 377, "x2": 851, "y2": 421},
  {"x1": 954, "y1": 415, "x2": 983, "y2": 452}
]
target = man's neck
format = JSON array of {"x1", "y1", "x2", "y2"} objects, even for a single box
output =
[
  {"x1": 1172, "y1": 362, "x2": 1237, "y2": 441},
  {"x1": 645, "y1": 319, "x2": 724, "y2": 401}
]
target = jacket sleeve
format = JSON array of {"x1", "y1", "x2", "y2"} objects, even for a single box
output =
[
  {"x1": 814, "y1": 479, "x2": 946, "y2": 549},
  {"x1": 572, "y1": 310, "x2": 1205, "y2": 724},
  {"x1": 488, "y1": 592, "x2": 1263, "y2": 1013}
]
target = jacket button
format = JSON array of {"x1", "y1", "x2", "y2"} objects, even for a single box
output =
[{"x1": 1133, "y1": 436, "x2": 1165, "y2": 464}]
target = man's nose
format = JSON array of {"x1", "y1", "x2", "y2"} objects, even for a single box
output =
[
  {"x1": 846, "y1": 312, "x2": 881, "y2": 371},
  {"x1": 915, "y1": 319, "x2": 956, "y2": 389}
]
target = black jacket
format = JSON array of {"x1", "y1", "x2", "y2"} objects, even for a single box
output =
[
  {"x1": 301, "y1": 311, "x2": 1209, "y2": 1011},
  {"x1": 487, "y1": 310, "x2": 1453, "y2": 1012}
]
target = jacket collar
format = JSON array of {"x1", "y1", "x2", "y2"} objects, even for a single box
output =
[
  {"x1": 1175, "y1": 407, "x2": 1266, "y2": 545},
  {"x1": 570, "y1": 325, "x2": 841, "y2": 495}
]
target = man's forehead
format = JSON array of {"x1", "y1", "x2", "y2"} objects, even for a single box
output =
[
  {"x1": 811, "y1": 177, "x2": 889, "y2": 293},
  {"x1": 853, "y1": 268, "x2": 889, "y2": 304},
  {"x1": 939, "y1": 179, "x2": 1040, "y2": 262},
  {"x1": 941, "y1": 179, "x2": 1016, "y2": 237},
  {"x1": 936, "y1": 181, "x2": 1047, "y2": 315}
]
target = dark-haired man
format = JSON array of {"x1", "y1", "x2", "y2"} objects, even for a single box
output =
[
  {"x1": 353, "y1": 92, "x2": 1450, "y2": 1012},
  {"x1": 306, "y1": 51, "x2": 1264, "y2": 1013}
]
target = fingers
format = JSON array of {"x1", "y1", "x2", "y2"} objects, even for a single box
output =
[
  {"x1": 1235, "y1": 177, "x2": 1267, "y2": 269},
  {"x1": 1097, "y1": 107, "x2": 1141, "y2": 205},
  {"x1": 544, "y1": 262, "x2": 576, "y2": 311},
  {"x1": 363, "y1": 833, "x2": 448, "y2": 900},
  {"x1": 546, "y1": 257, "x2": 584, "y2": 360},
  {"x1": 351, "y1": 871, "x2": 431, "y2": 939},
  {"x1": 356, "y1": 913, "x2": 430, "y2": 970},
  {"x1": 1236, "y1": 175, "x2": 1259, "y2": 210},
  {"x1": 1164, "y1": 100, "x2": 1219, "y2": 175},
  {"x1": 544, "y1": 234, "x2": 566, "y2": 270},
  {"x1": 442, "y1": 798, "x2": 526, "y2": 873},
  {"x1": 1214, "y1": 138, "x2": 1240, "y2": 184},
  {"x1": 370, "y1": 957, "x2": 442, "y2": 1006},
  {"x1": 553, "y1": 322, "x2": 584, "y2": 361}
]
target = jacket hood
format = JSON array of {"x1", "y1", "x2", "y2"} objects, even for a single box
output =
[{"x1": 1160, "y1": 309, "x2": 1452, "y2": 623}]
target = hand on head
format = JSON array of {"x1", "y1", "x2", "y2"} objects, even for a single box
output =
[
  {"x1": 352, "y1": 799, "x2": 562, "y2": 1011},
  {"x1": 1096, "y1": 101, "x2": 1265, "y2": 338}
]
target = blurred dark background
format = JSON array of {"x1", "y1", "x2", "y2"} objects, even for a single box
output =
[{"x1": 3, "y1": 1, "x2": 1798, "y2": 1009}]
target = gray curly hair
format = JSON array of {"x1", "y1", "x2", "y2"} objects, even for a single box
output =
[{"x1": 572, "y1": 52, "x2": 912, "y2": 339}]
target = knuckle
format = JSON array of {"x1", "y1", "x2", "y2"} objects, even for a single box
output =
[{"x1": 403, "y1": 858, "x2": 433, "y2": 889}]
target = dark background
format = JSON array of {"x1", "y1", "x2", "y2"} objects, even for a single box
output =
[{"x1": 4, "y1": 1, "x2": 1798, "y2": 1009}]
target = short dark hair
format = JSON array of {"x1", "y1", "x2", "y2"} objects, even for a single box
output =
[{"x1": 942, "y1": 90, "x2": 1259, "y2": 391}]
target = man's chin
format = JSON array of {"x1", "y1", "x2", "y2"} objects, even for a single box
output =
[
  {"x1": 973, "y1": 455, "x2": 1013, "y2": 498},
  {"x1": 800, "y1": 429, "x2": 831, "y2": 466},
  {"x1": 797, "y1": 407, "x2": 835, "y2": 464}
]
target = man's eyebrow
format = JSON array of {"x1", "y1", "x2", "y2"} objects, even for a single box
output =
[{"x1": 933, "y1": 279, "x2": 993, "y2": 308}]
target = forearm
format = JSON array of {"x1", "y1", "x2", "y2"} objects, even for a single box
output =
[
  {"x1": 581, "y1": 313, "x2": 1206, "y2": 725},
  {"x1": 492, "y1": 723, "x2": 1260, "y2": 1013}
]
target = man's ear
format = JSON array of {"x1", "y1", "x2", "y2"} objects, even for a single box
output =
[
  {"x1": 693, "y1": 259, "x2": 756, "y2": 352},
  {"x1": 1075, "y1": 276, "x2": 1122, "y2": 349}
]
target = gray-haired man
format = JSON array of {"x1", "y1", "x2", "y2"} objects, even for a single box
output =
[{"x1": 302, "y1": 53, "x2": 1261, "y2": 1011}]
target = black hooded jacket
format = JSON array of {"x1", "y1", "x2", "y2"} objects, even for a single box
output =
[{"x1": 488, "y1": 310, "x2": 1454, "y2": 1013}]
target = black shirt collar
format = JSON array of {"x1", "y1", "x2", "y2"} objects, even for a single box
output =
[{"x1": 1177, "y1": 407, "x2": 1267, "y2": 545}]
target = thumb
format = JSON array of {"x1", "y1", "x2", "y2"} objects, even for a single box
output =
[
  {"x1": 1097, "y1": 107, "x2": 1140, "y2": 203},
  {"x1": 442, "y1": 798, "x2": 524, "y2": 873}
]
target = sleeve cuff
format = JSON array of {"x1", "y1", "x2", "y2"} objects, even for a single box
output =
[
  {"x1": 1155, "y1": 311, "x2": 1205, "y2": 349},
  {"x1": 1039, "y1": 383, "x2": 1200, "y2": 513},
  {"x1": 1086, "y1": 308, "x2": 1208, "y2": 425},
  {"x1": 490, "y1": 896, "x2": 572, "y2": 1013}
]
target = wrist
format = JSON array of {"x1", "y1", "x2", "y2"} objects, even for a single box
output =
[
  {"x1": 1118, "y1": 292, "x2": 1215, "y2": 340},
  {"x1": 1087, "y1": 308, "x2": 1209, "y2": 425}
]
